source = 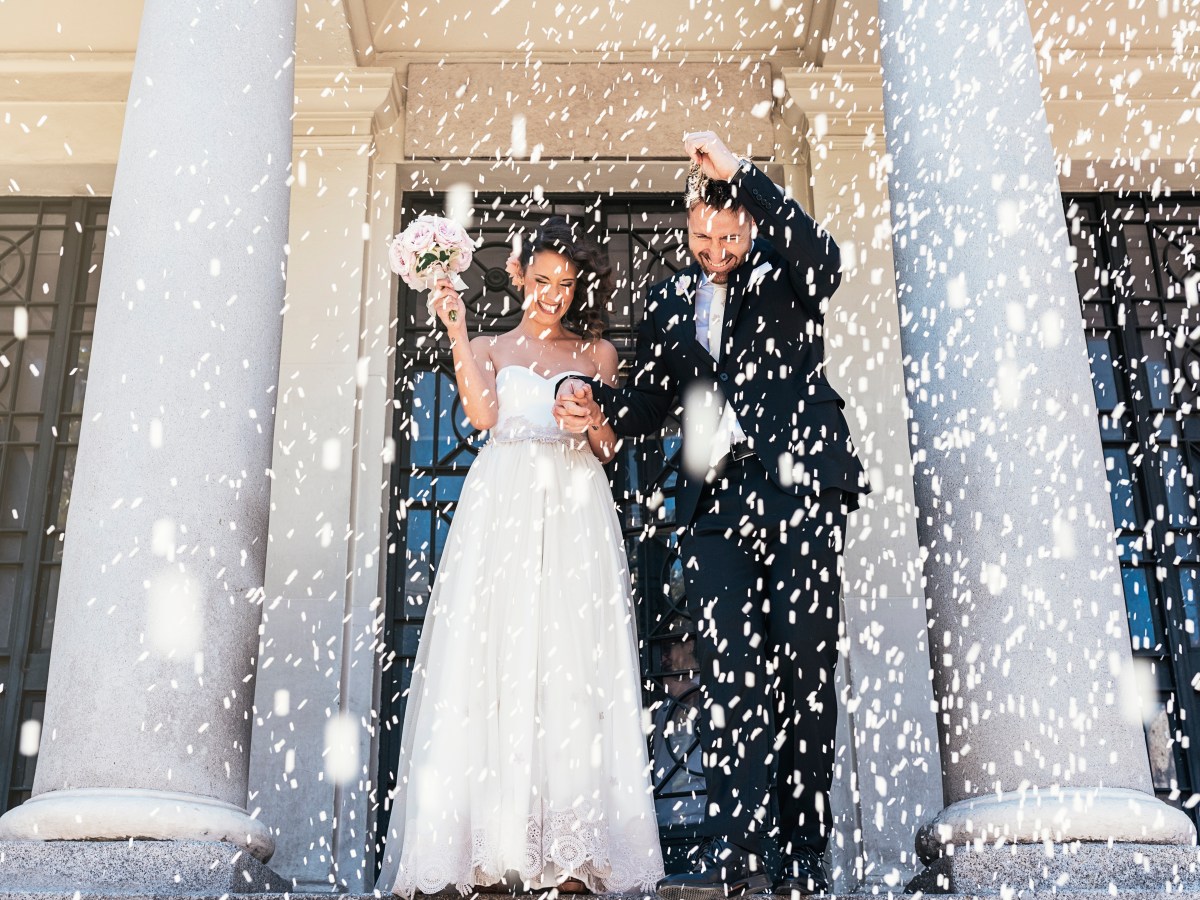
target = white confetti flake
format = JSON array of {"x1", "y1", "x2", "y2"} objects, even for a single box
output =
[
  {"x1": 324, "y1": 714, "x2": 359, "y2": 784},
  {"x1": 151, "y1": 518, "x2": 176, "y2": 560},
  {"x1": 681, "y1": 382, "x2": 723, "y2": 478},
  {"x1": 18, "y1": 720, "x2": 40, "y2": 757},
  {"x1": 321, "y1": 437, "x2": 341, "y2": 471},
  {"x1": 146, "y1": 569, "x2": 202, "y2": 656}
]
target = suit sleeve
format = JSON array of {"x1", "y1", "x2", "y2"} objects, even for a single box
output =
[
  {"x1": 733, "y1": 162, "x2": 841, "y2": 318},
  {"x1": 593, "y1": 299, "x2": 678, "y2": 438}
]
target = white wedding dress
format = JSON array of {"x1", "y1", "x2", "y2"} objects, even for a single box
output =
[{"x1": 378, "y1": 366, "x2": 665, "y2": 897}]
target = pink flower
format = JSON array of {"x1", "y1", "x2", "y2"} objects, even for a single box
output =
[
  {"x1": 401, "y1": 220, "x2": 436, "y2": 255},
  {"x1": 504, "y1": 254, "x2": 523, "y2": 282},
  {"x1": 388, "y1": 238, "x2": 416, "y2": 279},
  {"x1": 436, "y1": 219, "x2": 473, "y2": 267}
]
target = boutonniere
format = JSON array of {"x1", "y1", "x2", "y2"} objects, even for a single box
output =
[
  {"x1": 747, "y1": 261, "x2": 774, "y2": 290},
  {"x1": 675, "y1": 273, "x2": 694, "y2": 296}
]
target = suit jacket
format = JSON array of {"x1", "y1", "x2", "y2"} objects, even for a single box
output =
[{"x1": 593, "y1": 162, "x2": 871, "y2": 527}]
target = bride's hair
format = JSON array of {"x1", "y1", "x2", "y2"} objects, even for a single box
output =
[{"x1": 516, "y1": 216, "x2": 613, "y2": 340}]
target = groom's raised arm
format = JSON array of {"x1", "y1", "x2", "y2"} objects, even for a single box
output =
[{"x1": 733, "y1": 161, "x2": 841, "y2": 317}]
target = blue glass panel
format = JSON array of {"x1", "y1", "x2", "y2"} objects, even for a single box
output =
[
  {"x1": 402, "y1": 509, "x2": 433, "y2": 610},
  {"x1": 1146, "y1": 358, "x2": 1173, "y2": 410},
  {"x1": 435, "y1": 474, "x2": 467, "y2": 502},
  {"x1": 408, "y1": 370, "x2": 436, "y2": 466},
  {"x1": 433, "y1": 510, "x2": 452, "y2": 569},
  {"x1": 1159, "y1": 448, "x2": 1196, "y2": 529},
  {"x1": 437, "y1": 373, "x2": 468, "y2": 461},
  {"x1": 407, "y1": 474, "x2": 433, "y2": 503},
  {"x1": 1181, "y1": 568, "x2": 1199, "y2": 649},
  {"x1": 1175, "y1": 530, "x2": 1199, "y2": 563},
  {"x1": 1122, "y1": 567, "x2": 1159, "y2": 651},
  {"x1": 1087, "y1": 335, "x2": 1120, "y2": 412},
  {"x1": 1117, "y1": 534, "x2": 1146, "y2": 563},
  {"x1": 1105, "y1": 450, "x2": 1138, "y2": 529}
]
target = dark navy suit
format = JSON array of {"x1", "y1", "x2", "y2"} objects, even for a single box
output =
[{"x1": 591, "y1": 162, "x2": 870, "y2": 863}]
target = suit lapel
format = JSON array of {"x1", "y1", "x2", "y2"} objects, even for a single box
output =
[
  {"x1": 719, "y1": 242, "x2": 770, "y2": 359},
  {"x1": 658, "y1": 264, "x2": 719, "y2": 375}
]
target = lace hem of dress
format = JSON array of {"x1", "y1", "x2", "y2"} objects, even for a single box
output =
[
  {"x1": 390, "y1": 803, "x2": 664, "y2": 898},
  {"x1": 490, "y1": 415, "x2": 587, "y2": 448}
]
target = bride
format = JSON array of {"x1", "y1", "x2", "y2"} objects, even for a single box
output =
[{"x1": 377, "y1": 217, "x2": 665, "y2": 897}]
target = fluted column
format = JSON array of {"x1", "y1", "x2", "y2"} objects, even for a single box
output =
[
  {"x1": 0, "y1": 0, "x2": 295, "y2": 862},
  {"x1": 878, "y1": 0, "x2": 1194, "y2": 857}
]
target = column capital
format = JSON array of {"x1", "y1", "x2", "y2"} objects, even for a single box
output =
[
  {"x1": 293, "y1": 65, "x2": 401, "y2": 152},
  {"x1": 781, "y1": 64, "x2": 883, "y2": 151}
]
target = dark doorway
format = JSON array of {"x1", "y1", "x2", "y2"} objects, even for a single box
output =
[
  {"x1": 1066, "y1": 193, "x2": 1200, "y2": 813},
  {"x1": 0, "y1": 198, "x2": 107, "y2": 812}
]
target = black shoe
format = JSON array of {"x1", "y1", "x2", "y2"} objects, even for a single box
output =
[
  {"x1": 774, "y1": 847, "x2": 830, "y2": 897},
  {"x1": 656, "y1": 837, "x2": 773, "y2": 900}
]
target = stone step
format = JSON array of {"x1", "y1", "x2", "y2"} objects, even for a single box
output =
[
  {"x1": 7, "y1": 894, "x2": 1200, "y2": 900},
  {"x1": 4, "y1": 838, "x2": 1200, "y2": 899}
]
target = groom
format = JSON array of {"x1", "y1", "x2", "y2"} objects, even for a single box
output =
[{"x1": 555, "y1": 131, "x2": 869, "y2": 897}]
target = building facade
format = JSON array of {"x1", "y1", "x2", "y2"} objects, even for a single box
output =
[{"x1": 0, "y1": 0, "x2": 1197, "y2": 893}]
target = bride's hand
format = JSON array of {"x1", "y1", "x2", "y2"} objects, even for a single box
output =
[
  {"x1": 430, "y1": 279, "x2": 467, "y2": 338},
  {"x1": 553, "y1": 381, "x2": 601, "y2": 433}
]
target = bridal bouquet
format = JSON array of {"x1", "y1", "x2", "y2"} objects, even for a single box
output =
[{"x1": 388, "y1": 215, "x2": 475, "y2": 322}]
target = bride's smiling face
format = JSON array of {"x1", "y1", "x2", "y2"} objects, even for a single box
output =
[{"x1": 522, "y1": 250, "x2": 579, "y2": 324}]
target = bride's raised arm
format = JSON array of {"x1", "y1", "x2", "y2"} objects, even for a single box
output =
[{"x1": 430, "y1": 278, "x2": 499, "y2": 431}]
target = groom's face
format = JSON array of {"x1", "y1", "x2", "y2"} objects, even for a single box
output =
[{"x1": 687, "y1": 203, "x2": 754, "y2": 284}]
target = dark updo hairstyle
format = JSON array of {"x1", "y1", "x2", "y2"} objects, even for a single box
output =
[{"x1": 516, "y1": 216, "x2": 614, "y2": 341}]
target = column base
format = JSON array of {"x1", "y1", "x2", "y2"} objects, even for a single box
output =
[
  {"x1": 916, "y1": 787, "x2": 1196, "y2": 863},
  {"x1": 0, "y1": 839, "x2": 287, "y2": 893},
  {"x1": 909, "y1": 841, "x2": 1200, "y2": 894},
  {"x1": 0, "y1": 788, "x2": 275, "y2": 862}
]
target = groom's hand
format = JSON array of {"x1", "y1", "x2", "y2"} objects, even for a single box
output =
[
  {"x1": 554, "y1": 380, "x2": 600, "y2": 433},
  {"x1": 683, "y1": 130, "x2": 742, "y2": 182}
]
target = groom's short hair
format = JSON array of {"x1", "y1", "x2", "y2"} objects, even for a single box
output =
[{"x1": 685, "y1": 175, "x2": 746, "y2": 215}]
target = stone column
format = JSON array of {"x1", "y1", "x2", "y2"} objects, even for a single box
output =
[
  {"x1": 877, "y1": 0, "x2": 1196, "y2": 883},
  {"x1": 0, "y1": 0, "x2": 294, "y2": 867}
]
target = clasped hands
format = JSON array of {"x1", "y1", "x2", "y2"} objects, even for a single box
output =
[{"x1": 553, "y1": 378, "x2": 604, "y2": 434}]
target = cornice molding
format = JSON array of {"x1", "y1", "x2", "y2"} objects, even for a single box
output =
[
  {"x1": 292, "y1": 65, "x2": 401, "y2": 150},
  {"x1": 0, "y1": 53, "x2": 134, "y2": 101},
  {"x1": 781, "y1": 64, "x2": 884, "y2": 146},
  {"x1": 372, "y1": 49, "x2": 809, "y2": 68},
  {"x1": 1037, "y1": 50, "x2": 1199, "y2": 103}
]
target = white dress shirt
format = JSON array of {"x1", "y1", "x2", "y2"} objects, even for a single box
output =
[{"x1": 694, "y1": 273, "x2": 746, "y2": 463}]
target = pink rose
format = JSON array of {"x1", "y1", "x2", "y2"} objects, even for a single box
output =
[
  {"x1": 453, "y1": 242, "x2": 473, "y2": 270},
  {"x1": 401, "y1": 219, "x2": 436, "y2": 255},
  {"x1": 388, "y1": 238, "x2": 415, "y2": 278},
  {"x1": 443, "y1": 221, "x2": 474, "y2": 267},
  {"x1": 434, "y1": 219, "x2": 463, "y2": 247}
]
